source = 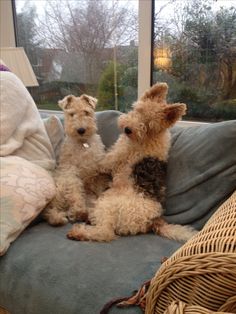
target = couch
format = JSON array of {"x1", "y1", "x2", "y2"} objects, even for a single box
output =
[{"x1": 0, "y1": 70, "x2": 236, "y2": 314}]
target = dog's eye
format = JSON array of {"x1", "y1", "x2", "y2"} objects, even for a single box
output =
[{"x1": 69, "y1": 113, "x2": 75, "y2": 117}]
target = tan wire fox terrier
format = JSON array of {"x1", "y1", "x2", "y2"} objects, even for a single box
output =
[
  {"x1": 43, "y1": 94, "x2": 110, "y2": 226},
  {"x1": 67, "y1": 83, "x2": 197, "y2": 242}
]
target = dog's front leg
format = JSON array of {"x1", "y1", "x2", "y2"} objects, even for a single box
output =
[
  {"x1": 100, "y1": 137, "x2": 127, "y2": 174},
  {"x1": 66, "y1": 176, "x2": 88, "y2": 223},
  {"x1": 99, "y1": 153, "x2": 117, "y2": 174},
  {"x1": 42, "y1": 177, "x2": 69, "y2": 226}
]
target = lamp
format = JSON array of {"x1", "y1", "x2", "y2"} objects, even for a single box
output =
[
  {"x1": 0, "y1": 47, "x2": 38, "y2": 86},
  {"x1": 154, "y1": 47, "x2": 172, "y2": 71}
]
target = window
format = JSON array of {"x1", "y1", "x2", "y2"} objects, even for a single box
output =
[
  {"x1": 14, "y1": 0, "x2": 138, "y2": 112},
  {"x1": 153, "y1": 0, "x2": 236, "y2": 121}
]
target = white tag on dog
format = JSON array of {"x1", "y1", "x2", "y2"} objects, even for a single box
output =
[{"x1": 83, "y1": 143, "x2": 90, "y2": 148}]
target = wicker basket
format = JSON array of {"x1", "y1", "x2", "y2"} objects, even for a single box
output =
[
  {"x1": 145, "y1": 191, "x2": 236, "y2": 314},
  {"x1": 0, "y1": 307, "x2": 10, "y2": 314}
]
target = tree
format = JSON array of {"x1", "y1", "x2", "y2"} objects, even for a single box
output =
[
  {"x1": 16, "y1": 3, "x2": 41, "y2": 66},
  {"x1": 120, "y1": 66, "x2": 138, "y2": 111},
  {"x1": 214, "y1": 7, "x2": 236, "y2": 98},
  {"x1": 97, "y1": 61, "x2": 124, "y2": 111},
  {"x1": 183, "y1": 1, "x2": 236, "y2": 98},
  {"x1": 97, "y1": 43, "x2": 138, "y2": 112},
  {"x1": 153, "y1": 0, "x2": 236, "y2": 121},
  {"x1": 154, "y1": 0, "x2": 236, "y2": 99},
  {"x1": 38, "y1": 0, "x2": 138, "y2": 86}
]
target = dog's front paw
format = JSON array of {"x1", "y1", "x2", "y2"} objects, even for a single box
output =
[{"x1": 67, "y1": 224, "x2": 88, "y2": 241}]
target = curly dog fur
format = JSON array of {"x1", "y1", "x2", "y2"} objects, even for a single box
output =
[
  {"x1": 43, "y1": 94, "x2": 109, "y2": 226},
  {"x1": 67, "y1": 83, "x2": 197, "y2": 242}
]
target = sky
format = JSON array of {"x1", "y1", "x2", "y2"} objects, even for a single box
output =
[
  {"x1": 15, "y1": 0, "x2": 235, "y2": 16},
  {"x1": 155, "y1": 0, "x2": 236, "y2": 14},
  {"x1": 15, "y1": 0, "x2": 139, "y2": 15},
  {"x1": 155, "y1": 0, "x2": 235, "y2": 21}
]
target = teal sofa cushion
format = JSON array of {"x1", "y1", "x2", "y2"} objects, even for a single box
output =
[
  {"x1": 0, "y1": 223, "x2": 180, "y2": 314},
  {"x1": 164, "y1": 120, "x2": 236, "y2": 229},
  {"x1": 96, "y1": 110, "x2": 122, "y2": 148}
]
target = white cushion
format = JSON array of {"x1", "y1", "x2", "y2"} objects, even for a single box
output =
[
  {"x1": 0, "y1": 156, "x2": 56, "y2": 256},
  {"x1": 0, "y1": 71, "x2": 55, "y2": 170}
]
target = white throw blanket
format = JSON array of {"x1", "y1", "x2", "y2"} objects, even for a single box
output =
[{"x1": 0, "y1": 71, "x2": 55, "y2": 170}]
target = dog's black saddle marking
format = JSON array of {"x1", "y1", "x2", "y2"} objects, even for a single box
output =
[{"x1": 132, "y1": 157, "x2": 167, "y2": 204}]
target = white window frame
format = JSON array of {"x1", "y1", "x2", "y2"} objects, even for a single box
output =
[
  {"x1": 0, "y1": 0, "x2": 16, "y2": 47},
  {"x1": 138, "y1": 0, "x2": 152, "y2": 98}
]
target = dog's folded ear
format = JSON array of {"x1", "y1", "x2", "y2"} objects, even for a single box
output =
[
  {"x1": 140, "y1": 82, "x2": 168, "y2": 103},
  {"x1": 162, "y1": 103, "x2": 187, "y2": 128},
  {"x1": 58, "y1": 95, "x2": 75, "y2": 110},
  {"x1": 80, "y1": 94, "x2": 98, "y2": 109}
]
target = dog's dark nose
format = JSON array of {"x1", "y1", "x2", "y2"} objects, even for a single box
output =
[
  {"x1": 124, "y1": 127, "x2": 132, "y2": 135},
  {"x1": 77, "y1": 128, "x2": 86, "y2": 135}
]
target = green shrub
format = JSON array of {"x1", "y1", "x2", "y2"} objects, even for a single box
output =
[
  {"x1": 97, "y1": 61, "x2": 125, "y2": 111},
  {"x1": 153, "y1": 71, "x2": 235, "y2": 121},
  {"x1": 212, "y1": 99, "x2": 236, "y2": 120}
]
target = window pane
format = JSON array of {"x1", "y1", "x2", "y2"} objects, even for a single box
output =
[
  {"x1": 15, "y1": 0, "x2": 138, "y2": 112},
  {"x1": 153, "y1": 0, "x2": 236, "y2": 121}
]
